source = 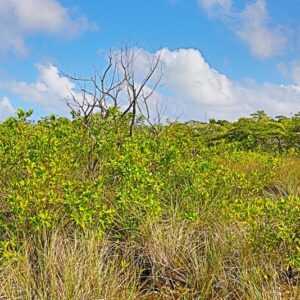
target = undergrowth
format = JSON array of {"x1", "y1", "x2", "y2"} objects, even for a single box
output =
[{"x1": 0, "y1": 110, "x2": 299, "y2": 299}]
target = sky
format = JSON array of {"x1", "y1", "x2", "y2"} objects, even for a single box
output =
[{"x1": 0, "y1": 0, "x2": 300, "y2": 121}]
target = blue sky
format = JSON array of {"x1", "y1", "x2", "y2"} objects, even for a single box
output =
[{"x1": 0, "y1": 0, "x2": 299, "y2": 121}]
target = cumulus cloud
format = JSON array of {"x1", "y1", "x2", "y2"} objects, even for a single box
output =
[
  {"x1": 0, "y1": 97, "x2": 16, "y2": 121},
  {"x1": 159, "y1": 48, "x2": 235, "y2": 107},
  {"x1": 198, "y1": 0, "x2": 289, "y2": 59},
  {"x1": 0, "y1": 64, "x2": 76, "y2": 114},
  {"x1": 1, "y1": 48, "x2": 300, "y2": 120},
  {"x1": 140, "y1": 48, "x2": 300, "y2": 120},
  {"x1": 0, "y1": 0, "x2": 95, "y2": 56}
]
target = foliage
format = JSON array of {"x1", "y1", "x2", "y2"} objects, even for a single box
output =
[{"x1": 0, "y1": 109, "x2": 299, "y2": 298}]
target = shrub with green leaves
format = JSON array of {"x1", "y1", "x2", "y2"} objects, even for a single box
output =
[{"x1": 0, "y1": 109, "x2": 299, "y2": 298}]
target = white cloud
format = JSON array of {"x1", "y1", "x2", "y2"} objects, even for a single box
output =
[
  {"x1": 2, "y1": 48, "x2": 300, "y2": 120},
  {"x1": 138, "y1": 48, "x2": 300, "y2": 120},
  {"x1": 160, "y1": 48, "x2": 235, "y2": 107},
  {"x1": 0, "y1": 97, "x2": 16, "y2": 121},
  {"x1": 198, "y1": 0, "x2": 289, "y2": 59},
  {"x1": 236, "y1": 0, "x2": 288, "y2": 59},
  {"x1": 0, "y1": 64, "x2": 77, "y2": 114},
  {"x1": 0, "y1": 0, "x2": 95, "y2": 56},
  {"x1": 198, "y1": 0, "x2": 233, "y2": 17}
]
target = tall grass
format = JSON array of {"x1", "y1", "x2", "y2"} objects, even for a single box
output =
[
  {"x1": 0, "y1": 215, "x2": 298, "y2": 299},
  {"x1": 0, "y1": 114, "x2": 299, "y2": 299}
]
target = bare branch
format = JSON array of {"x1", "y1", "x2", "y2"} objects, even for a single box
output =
[{"x1": 63, "y1": 44, "x2": 163, "y2": 136}]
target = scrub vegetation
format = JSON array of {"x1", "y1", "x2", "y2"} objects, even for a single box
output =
[{"x1": 0, "y1": 107, "x2": 299, "y2": 299}]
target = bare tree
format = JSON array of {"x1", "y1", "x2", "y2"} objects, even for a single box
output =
[
  {"x1": 64, "y1": 46, "x2": 163, "y2": 136},
  {"x1": 118, "y1": 46, "x2": 163, "y2": 135}
]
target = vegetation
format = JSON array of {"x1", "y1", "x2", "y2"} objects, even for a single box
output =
[{"x1": 0, "y1": 108, "x2": 299, "y2": 299}]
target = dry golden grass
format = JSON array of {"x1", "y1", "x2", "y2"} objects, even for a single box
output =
[
  {"x1": 274, "y1": 154, "x2": 300, "y2": 196},
  {"x1": 0, "y1": 217, "x2": 298, "y2": 300}
]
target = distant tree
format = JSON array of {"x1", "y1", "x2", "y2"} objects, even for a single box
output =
[
  {"x1": 216, "y1": 119, "x2": 230, "y2": 126},
  {"x1": 250, "y1": 110, "x2": 269, "y2": 122}
]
